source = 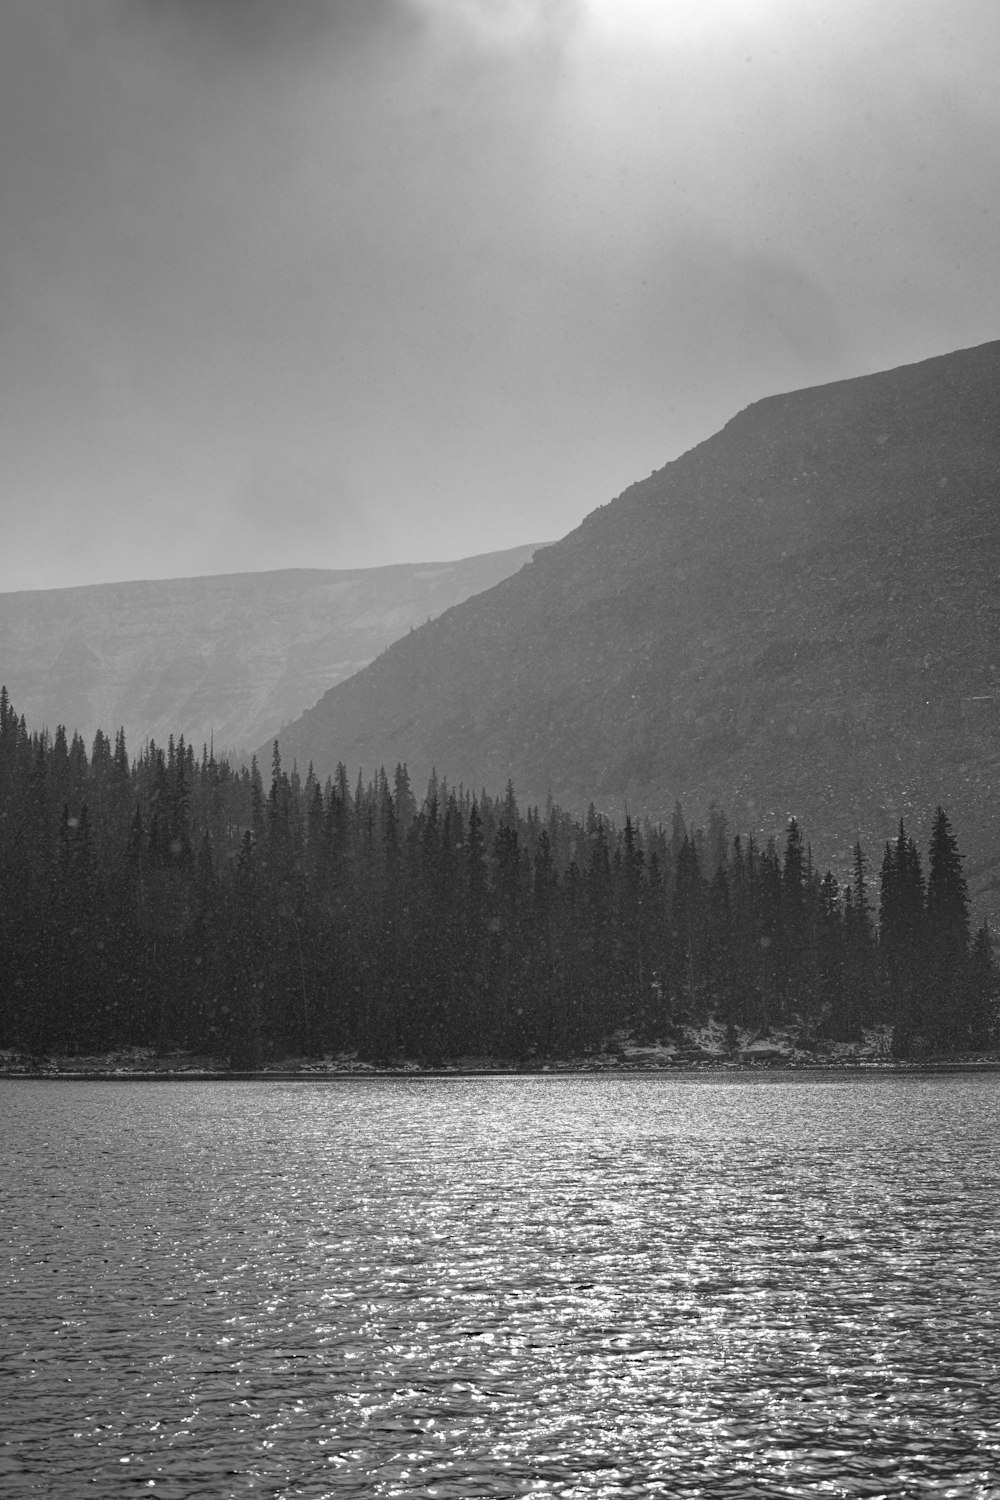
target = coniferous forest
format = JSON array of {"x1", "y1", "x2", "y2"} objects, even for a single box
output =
[{"x1": 0, "y1": 687, "x2": 996, "y2": 1066}]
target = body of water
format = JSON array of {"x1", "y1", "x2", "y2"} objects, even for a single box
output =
[{"x1": 2, "y1": 1074, "x2": 999, "y2": 1497}]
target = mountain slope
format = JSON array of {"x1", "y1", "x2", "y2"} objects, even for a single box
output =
[
  {"x1": 0, "y1": 546, "x2": 539, "y2": 755},
  {"x1": 271, "y1": 340, "x2": 1000, "y2": 896}
]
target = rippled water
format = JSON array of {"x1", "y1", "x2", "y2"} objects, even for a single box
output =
[{"x1": 3, "y1": 1075, "x2": 1000, "y2": 1498}]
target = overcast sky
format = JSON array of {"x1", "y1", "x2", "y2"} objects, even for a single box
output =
[{"x1": 2, "y1": 0, "x2": 999, "y2": 592}]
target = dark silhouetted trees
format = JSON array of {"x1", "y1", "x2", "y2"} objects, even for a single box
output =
[{"x1": 0, "y1": 686, "x2": 996, "y2": 1064}]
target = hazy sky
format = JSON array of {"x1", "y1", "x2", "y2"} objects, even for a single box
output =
[{"x1": 2, "y1": 0, "x2": 999, "y2": 591}]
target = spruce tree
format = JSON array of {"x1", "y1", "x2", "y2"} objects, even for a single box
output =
[
  {"x1": 925, "y1": 807, "x2": 971, "y2": 1049},
  {"x1": 881, "y1": 821, "x2": 927, "y2": 1054},
  {"x1": 926, "y1": 807, "x2": 969, "y2": 955},
  {"x1": 966, "y1": 925, "x2": 998, "y2": 1050}
]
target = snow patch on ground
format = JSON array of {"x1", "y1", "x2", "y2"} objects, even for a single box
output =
[{"x1": 3, "y1": 1023, "x2": 998, "y2": 1076}]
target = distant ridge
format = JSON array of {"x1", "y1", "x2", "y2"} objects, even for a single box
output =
[
  {"x1": 0, "y1": 546, "x2": 541, "y2": 756},
  {"x1": 267, "y1": 340, "x2": 1000, "y2": 905}
]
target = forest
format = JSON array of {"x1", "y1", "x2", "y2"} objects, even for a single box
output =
[{"x1": 0, "y1": 686, "x2": 996, "y2": 1065}]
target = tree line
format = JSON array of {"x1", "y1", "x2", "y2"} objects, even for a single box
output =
[{"x1": 0, "y1": 686, "x2": 995, "y2": 1063}]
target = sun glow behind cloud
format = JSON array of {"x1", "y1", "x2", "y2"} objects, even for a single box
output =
[
  {"x1": 1, "y1": 0, "x2": 1000, "y2": 589},
  {"x1": 582, "y1": 0, "x2": 777, "y2": 44}
]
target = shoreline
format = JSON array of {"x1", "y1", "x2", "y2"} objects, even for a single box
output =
[
  {"x1": 6, "y1": 1026, "x2": 999, "y2": 1081},
  {"x1": 5, "y1": 1059, "x2": 1000, "y2": 1081}
]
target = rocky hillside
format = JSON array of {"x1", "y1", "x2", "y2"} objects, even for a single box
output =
[
  {"x1": 269, "y1": 340, "x2": 1000, "y2": 904},
  {"x1": 0, "y1": 546, "x2": 539, "y2": 757}
]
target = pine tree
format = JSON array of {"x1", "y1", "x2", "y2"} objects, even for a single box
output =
[
  {"x1": 965, "y1": 926, "x2": 998, "y2": 1050},
  {"x1": 851, "y1": 842, "x2": 873, "y2": 942},
  {"x1": 671, "y1": 833, "x2": 707, "y2": 1017},
  {"x1": 249, "y1": 755, "x2": 265, "y2": 841},
  {"x1": 393, "y1": 763, "x2": 416, "y2": 831},
  {"x1": 881, "y1": 821, "x2": 927, "y2": 1054},
  {"x1": 841, "y1": 842, "x2": 876, "y2": 1033},
  {"x1": 926, "y1": 807, "x2": 969, "y2": 956},
  {"x1": 925, "y1": 807, "x2": 971, "y2": 1049}
]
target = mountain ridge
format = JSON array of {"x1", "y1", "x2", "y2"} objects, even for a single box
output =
[
  {"x1": 268, "y1": 340, "x2": 1000, "y2": 901},
  {"x1": 0, "y1": 546, "x2": 541, "y2": 757}
]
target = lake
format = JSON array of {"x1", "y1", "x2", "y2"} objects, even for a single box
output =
[{"x1": 2, "y1": 1074, "x2": 999, "y2": 1497}]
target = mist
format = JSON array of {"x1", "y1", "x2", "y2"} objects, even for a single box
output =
[{"x1": 2, "y1": 0, "x2": 998, "y2": 590}]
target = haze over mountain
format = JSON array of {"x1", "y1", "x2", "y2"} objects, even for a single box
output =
[
  {"x1": 270, "y1": 340, "x2": 1000, "y2": 901},
  {"x1": 0, "y1": 546, "x2": 538, "y2": 758},
  {"x1": 6, "y1": 3, "x2": 1000, "y2": 596}
]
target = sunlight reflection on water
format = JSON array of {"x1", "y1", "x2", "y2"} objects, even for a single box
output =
[{"x1": 3, "y1": 1075, "x2": 1000, "y2": 1497}]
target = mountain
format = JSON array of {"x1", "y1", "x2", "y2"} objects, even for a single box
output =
[
  {"x1": 269, "y1": 340, "x2": 1000, "y2": 902},
  {"x1": 0, "y1": 546, "x2": 540, "y2": 757}
]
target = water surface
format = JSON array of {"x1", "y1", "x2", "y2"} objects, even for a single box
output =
[{"x1": 3, "y1": 1075, "x2": 999, "y2": 1497}]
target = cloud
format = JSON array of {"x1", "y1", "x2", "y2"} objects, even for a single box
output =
[
  {"x1": 1, "y1": 0, "x2": 1000, "y2": 589},
  {"x1": 412, "y1": 0, "x2": 581, "y2": 54},
  {"x1": 120, "y1": 0, "x2": 416, "y2": 61}
]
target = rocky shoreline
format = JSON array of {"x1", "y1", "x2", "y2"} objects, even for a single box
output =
[{"x1": 4, "y1": 1024, "x2": 999, "y2": 1081}]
